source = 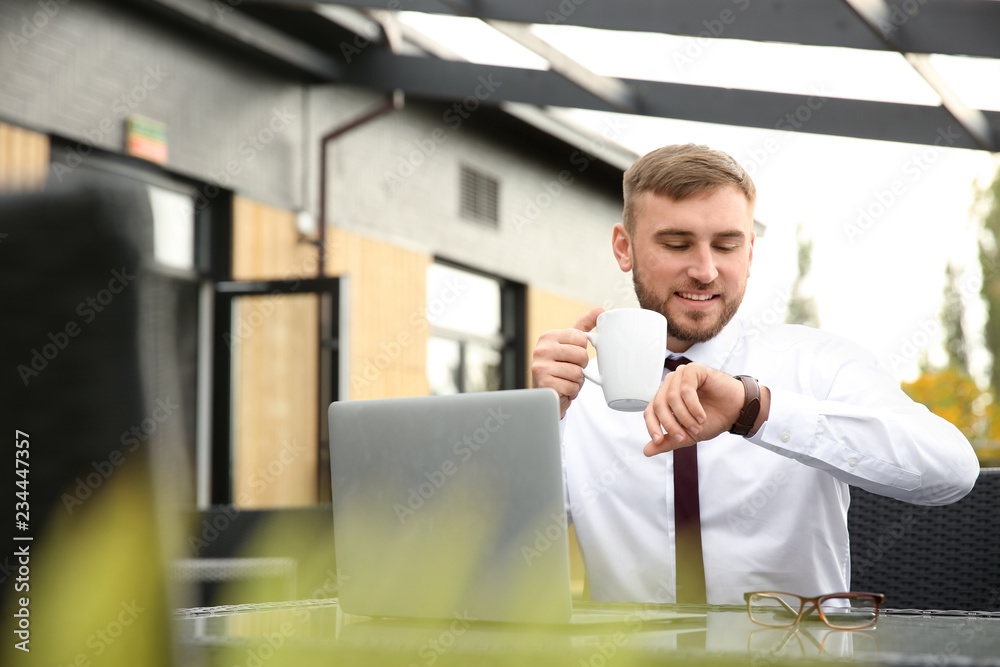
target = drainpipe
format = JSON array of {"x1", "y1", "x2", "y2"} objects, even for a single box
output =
[
  {"x1": 317, "y1": 8, "x2": 405, "y2": 276},
  {"x1": 317, "y1": 88, "x2": 404, "y2": 276},
  {"x1": 314, "y1": 12, "x2": 404, "y2": 502},
  {"x1": 314, "y1": 90, "x2": 403, "y2": 502}
]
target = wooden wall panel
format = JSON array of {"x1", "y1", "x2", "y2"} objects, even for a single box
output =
[
  {"x1": 232, "y1": 196, "x2": 320, "y2": 280},
  {"x1": 526, "y1": 287, "x2": 599, "y2": 373},
  {"x1": 0, "y1": 122, "x2": 49, "y2": 191},
  {"x1": 324, "y1": 228, "x2": 431, "y2": 400},
  {"x1": 232, "y1": 293, "x2": 319, "y2": 508},
  {"x1": 230, "y1": 198, "x2": 321, "y2": 508}
]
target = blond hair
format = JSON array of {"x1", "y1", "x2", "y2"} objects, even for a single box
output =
[{"x1": 622, "y1": 144, "x2": 756, "y2": 233}]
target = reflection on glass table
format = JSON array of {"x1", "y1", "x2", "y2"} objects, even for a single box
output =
[
  {"x1": 747, "y1": 625, "x2": 880, "y2": 659},
  {"x1": 173, "y1": 599, "x2": 1000, "y2": 667}
]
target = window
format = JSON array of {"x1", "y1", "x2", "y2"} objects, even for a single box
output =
[
  {"x1": 426, "y1": 262, "x2": 525, "y2": 394},
  {"x1": 213, "y1": 277, "x2": 343, "y2": 506},
  {"x1": 147, "y1": 184, "x2": 196, "y2": 271},
  {"x1": 460, "y1": 165, "x2": 499, "y2": 227}
]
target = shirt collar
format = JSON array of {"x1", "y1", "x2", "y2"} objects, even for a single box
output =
[{"x1": 665, "y1": 316, "x2": 743, "y2": 371}]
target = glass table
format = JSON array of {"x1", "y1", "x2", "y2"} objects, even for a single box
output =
[{"x1": 174, "y1": 598, "x2": 1000, "y2": 666}]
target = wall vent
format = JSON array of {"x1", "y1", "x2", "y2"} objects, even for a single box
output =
[{"x1": 460, "y1": 165, "x2": 499, "y2": 227}]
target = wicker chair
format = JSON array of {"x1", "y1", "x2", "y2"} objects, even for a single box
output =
[{"x1": 848, "y1": 468, "x2": 1000, "y2": 611}]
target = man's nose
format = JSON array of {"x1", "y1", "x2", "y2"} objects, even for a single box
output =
[{"x1": 687, "y1": 246, "x2": 719, "y2": 284}]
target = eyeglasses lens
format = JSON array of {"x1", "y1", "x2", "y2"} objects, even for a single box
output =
[
  {"x1": 817, "y1": 595, "x2": 879, "y2": 629},
  {"x1": 747, "y1": 593, "x2": 803, "y2": 627}
]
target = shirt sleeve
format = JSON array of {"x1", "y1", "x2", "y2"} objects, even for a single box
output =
[{"x1": 744, "y1": 337, "x2": 980, "y2": 506}]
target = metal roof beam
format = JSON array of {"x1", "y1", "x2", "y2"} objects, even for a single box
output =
[
  {"x1": 123, "y1": 0, "x2": 1000, "y2": 150},
  {"x1": 340, "y1": 52, "x2": 1000, "y2": 151},
  {"x1": 843, "y1": 0, "x2": 998, "y2": 151},
  {"x1": 481, "y1": 20, "x2": 640, "y2": 114},
  {"x1": 244, "y1": 0, "x2": 1000, "y2": 59},
  {"x1": 124, "y1": 0, "x2": 346, "y2": 80}
]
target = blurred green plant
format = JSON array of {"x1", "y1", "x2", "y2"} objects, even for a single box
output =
[
  {"x1": 786, "y1": 222, "x2": 820, "y2": 328},
  {"x1": 976, "y1": 162, "x2": 1000, "y2": 397}
]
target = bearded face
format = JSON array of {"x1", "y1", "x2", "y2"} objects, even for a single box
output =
[
  {"x1": 632, "y1": 262, "x2": 743, "y2": 345},
  {"x1": 613, "y1": 188, "x2": 755, "y2": 351}
]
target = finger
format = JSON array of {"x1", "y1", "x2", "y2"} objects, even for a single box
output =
[
  {"x1": 532, "y1": 347, "x2": 589, "y2": 381},
  {"x1": 643, "y1": 438, "x2": 692, "y2": 457},
  {"x1": 532, "y1": 356, "x2": 584, "y2": 388},
  {"x1": 552, "y1": 341, "x2": 591, "y2": 367},
  {"x1": 572, "y1": 307, "x2": 604, "y2": 333},
  {"x1": 667, "y1": 383, "x2": 704, "y2": 438},
  {"x1": 643, "y1": 403, "x2": 667, "y2": 447},
  {"x1": 542, "y1": 369, "x2": 586, "y2": 398},
  {"x1": 678, "y1": 366, "x2": 708, "y2": 426},
  {"x1": 643, "y1": 405, "x2": 694, "y2": 456},
  {"x1": 537, "y1": 327, "x2": 587, "y2": 346},
  {"x1": 532, "y1": 333, "x2": 590, "y2": 368},
  {"x1": 643, "y1": 387, "x2": 684, "y2": 447},
  {"x1": 644, "y1": 388, "x2": 698, "y2": 456}
]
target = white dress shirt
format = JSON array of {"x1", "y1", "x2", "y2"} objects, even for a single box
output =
[{"x1": 562, "y1": 316, "x2": 980, "y2": 605}]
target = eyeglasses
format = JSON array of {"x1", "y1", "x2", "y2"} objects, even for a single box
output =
[{"x1": 744, "y1": 591, "x2": 885, "y2": 630}]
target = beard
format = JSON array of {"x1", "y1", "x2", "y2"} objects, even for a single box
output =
[{"x1": 632, "y1": 263, "x2": 743, "y2": 345}]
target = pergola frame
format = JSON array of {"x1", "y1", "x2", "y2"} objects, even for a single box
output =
[{"x1": 127, "y1": 0, "x2": 1000, "y2": 151}]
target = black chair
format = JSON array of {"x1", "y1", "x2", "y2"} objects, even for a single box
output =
[
  {"x1": 1, "y1": 173, "x2": 178, "y2": 665},
  {"x1": 848, "y1": 468, "x2": 1000, "y2": 611}
]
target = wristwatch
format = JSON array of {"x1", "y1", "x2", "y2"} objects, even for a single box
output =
[{"x1": 729, "y1": 375, "x2": 761, "y2": 437}]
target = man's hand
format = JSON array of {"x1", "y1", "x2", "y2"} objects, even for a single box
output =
[
  {"x1": 531, "y1": 308, "x2": 604, "y2": 418},
  {"x1": 643, "y1": 362, "x2": 765, "y2": 457}
]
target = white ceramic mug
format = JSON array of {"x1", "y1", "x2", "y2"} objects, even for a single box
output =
[{"x1": 581, "y1": 308, "x2": 668, "y2": 412}]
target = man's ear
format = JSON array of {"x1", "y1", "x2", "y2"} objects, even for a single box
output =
[
  {"x1": 747, "y1": 229, "x2": 755, "y2": 278},
  {"x1": 612, "y1": 223, "x2": 633, "y2": 273}
]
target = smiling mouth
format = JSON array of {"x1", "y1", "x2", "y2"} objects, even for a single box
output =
[{"x1": 677, "y1": 292, "x2": 718, "y2": 301}]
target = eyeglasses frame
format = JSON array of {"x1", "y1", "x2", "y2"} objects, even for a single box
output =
[{"x1": 743, "y1": 591, "x2": 886, "y2": 630}]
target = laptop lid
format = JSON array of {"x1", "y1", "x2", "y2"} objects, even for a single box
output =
[{"x1": 328, "y1": 388, "x2": 572, "y2": 624}]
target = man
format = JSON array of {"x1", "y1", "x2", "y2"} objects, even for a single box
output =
[{"x1": 531, "y1": 144, "x2": 979, "y2": 605}]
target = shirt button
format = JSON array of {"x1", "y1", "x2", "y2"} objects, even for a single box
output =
[
  {"x1": 848, "y1": 458, "x2": 858, "y2": 467},
  {"x1": 780, "y1": 431, "x2": 791, "y2": 443}
]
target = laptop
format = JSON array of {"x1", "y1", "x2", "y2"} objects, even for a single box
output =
[{"x1": 328, "y1": 388, "x2": 703, "y2": 627}]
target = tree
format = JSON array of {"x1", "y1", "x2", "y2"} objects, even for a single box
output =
[
  {"x1": 901, "y1": 162, "x2": 1000, "y2": 464},
  {"x1": 941, "y1": 262, "x2": 970, "y2": 375},
  {"x1": 901, "y1": 264, "x2": 985, "y2": 442},
  {"x1": 901, "y1": 367, "x2": 985, "y2": 441},
  {"x1": 977, "y1": 165, "x2": 1000, "y2": 397},
  {"x1": 786, "y1": 222, "x2": 820, "y2": 327}
]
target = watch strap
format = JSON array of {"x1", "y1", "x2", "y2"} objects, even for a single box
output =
[{"x1": 729, "y1": 375, "x2": 761, "y2": 437}]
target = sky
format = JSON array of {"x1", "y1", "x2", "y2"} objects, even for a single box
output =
[{"x1": 397, "y1": 13, "x2": 1000, "y2": 384}]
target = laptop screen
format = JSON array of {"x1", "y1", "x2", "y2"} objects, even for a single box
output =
[{"x1": 328, "y1": 388, "x2": 573, "y2": 624}]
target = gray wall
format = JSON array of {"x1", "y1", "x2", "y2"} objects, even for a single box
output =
[
  {"x1": 0, "y1": 0, "x2": 635, "y2": 308},
  {"x1": 309, "y1": 86, "x2": 635, "y2": 308},
  {"x1": 0, "y1": 0, "x2": 303, "y2": 209}
]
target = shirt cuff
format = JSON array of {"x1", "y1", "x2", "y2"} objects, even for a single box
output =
[{"x1": 744, "y1": 387, "x2": 818, "y2": 458}]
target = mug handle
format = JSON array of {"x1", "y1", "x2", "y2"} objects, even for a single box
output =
[{"x1": 581, "y1": 331, "x2": 601, "y2": 385}]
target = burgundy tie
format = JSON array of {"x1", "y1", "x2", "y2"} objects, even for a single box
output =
[{"x1": 665, "y1": 356, "x2": 707, "y2": 604}]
